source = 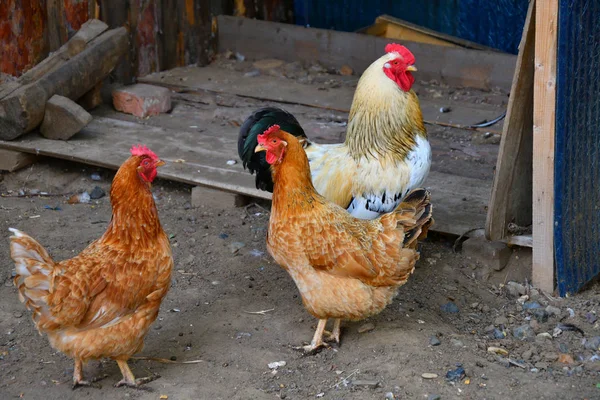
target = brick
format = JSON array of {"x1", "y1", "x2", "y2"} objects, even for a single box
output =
[
  {"x1": 462, "y1": 237, "x2": 512, "y2": 271},
  {"x1": 40, "y1": 95, "x2": 93, "y2": 140},
  {"x1": 112, "y1": 84, "x2": 171, "y2": 118},
  {"x1": 0, "y1": 149, "x2": 37, "y2": 172}
]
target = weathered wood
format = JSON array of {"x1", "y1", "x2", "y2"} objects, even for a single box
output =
[
  {"x1": 98, "y1": 0, "x2": 132, "y2": 83},
  {"x1": 0, "y1": 27, "x2": 128, "y2": 140},
  {"x1": 0, "y1": 114, "x2": 490, "y2": 237},
  {"x1": 40, "y1": 95, "x2": 93, "y2": 140},
  {"x1": 217, "y1": 15, "x2": 517, "y2": 91},
  {"x1": 533, "y1": 0, "x2": 557, "y2": 293},
  {"x1": 139, "y1": 65, "x2": 505, "y2": 130},
  {"x1": 0, "y1": 149, "x2": 37, "y2": 172},
  {"x1": 46, "y1": 0, "x2": 68, "y2": 52},
  {"x1": 78, "y1": 82, "x2": 104, "y2": 110},
  {"x1": 0, "y1": 19, "x2": 108, "y2": 101},
  {"x1": 486, "y1": 0, "x2": 535, "y2": 241}
]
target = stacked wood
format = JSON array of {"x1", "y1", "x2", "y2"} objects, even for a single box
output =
[
  {"x1": 0, "y1": 19, "x2": 128, "y2": 141},
  {"x1": 40, "y1": 95, "x2": 93, "y2": 140}
]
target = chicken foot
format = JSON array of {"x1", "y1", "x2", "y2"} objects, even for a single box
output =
[
  {"x1": 72, "y1": 359, "x2": 107, "y2": 389},
  {"x1": 295, "y1": 319, "x2": 330, "y2": 354},
  {"x1": 114, "y1": 359, "x2": 160, "y2": 389}
]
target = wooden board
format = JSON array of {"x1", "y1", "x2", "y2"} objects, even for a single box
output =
[
  {"x1": 216, "y1": 15, "x2": 517, "y2": 91},
  {"x1": 532, "y1": 0, "x2": 557, "y2": 293},
  {"x1": 0, "y1": 115, "x2": 490, "y2": 237},
  {"x1": 139, "y1": 65, "x2": 506, "y2": 131},
  {"x1": 486, "y1": 0, "x2": 535, "y2": 241}
]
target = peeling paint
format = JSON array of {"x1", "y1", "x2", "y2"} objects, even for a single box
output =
[
  {"x1": 185, "y1": 0, "x2": 195, "y2": 26},
  {"x1": 134, "y1": 0, "x2": 158, "y2": 77},
  {"x1": 64, "y1": 0, "x2": 90, "y2": 34}
]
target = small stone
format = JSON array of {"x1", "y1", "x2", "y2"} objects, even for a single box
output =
[
  {"x1": 89, "y1": 186, "x2": 106, "y2": 200},
  {"x1": 534, "y1": 361, "x2": 549, "y2": 370},
  {"x1": 244, "y1": 70, "x2": 260, "y2": 78},
  {"x1": 522, "y1": 349, "x2": 533, "y2": 360},
  {"x1": 558, "y1": 354, "x2": 574, "y2": 364},
  {"x1": 268, "y1": 361, "x2": 286, "y2": 369},
  {"x1": 445, "y1": 366, "x2": 465, "y2": 382},
  {"x1": 112, "y1": 84, "x2": 172, "y2": 118},
  {"x1": 505, "y1": 282, "x2": 526, "y2": 298},
  {"x1": 487, "y1": 346, "x2": 508, "y2": 356},
  {"x1": 13, "y1": 311, "x2": 23, "y2": 318},
  {"x1": 183, "y1": 202, "x2": 192, "y2": 210},
  {"x1": 545, "y1": 305, "x2": 561, "y2": 316},
  {"x1": 494, "y1": 315, "x2": 509, "y2": 325},
  {"x1": 584, "y1": 336, "x2": 600, "y2": 351},
  {"x1": 439, "y1": 106, "x2": 451, "y2": 113},
  {"x1": 421, "y1": 373, "x2": 438, "y2": 379},
  {"x1": 513, "y1": 324, "x2": 536, "y2": 340},
  {"x1": 532, "y1": 309, "x2": 549, "y2": 323},
  {"x1": 91, "y1": 173, "x2": 102, "y2": 181},
  {"x1": 218, "y1": 233, "x2": 229, "y2": 239},
  {"x1": 586, "y1": 312, "x2": 598, "y2": 324},
  {"x1": 440, "y1": 302, "x2": 459, "y2": 313},
  {"x1": 229, "y1": 241, "x2": 245, "y2": 254},
  {"x1": 558, "y1": 342, "x2": 569, "y2": 353},
  {"x1": 385, "y1": 392, "x2": 395, "y2": 400},
  {"x1": 358, "y1": 322, "x2": 375, "y2": 333},
  {"x1": 429, "y1": 336, "x2": 441, "y2": 346},
  {"x1": 484, "y1": 325, "x2": 495, "y2": 333},
  {"x1": 493, "y1": 328, "x2": 507, "y2": 339},
  {"x1": 451, "y1": 339, "x2": 464, "y2": 347},
  {"x1": 522, "y1": 301, "x2": 542, "y2": 310},
  {"x1": 529, "y1": 319, "x2": 540, "y2": 332},
  {"x1": 542, "y1": 352, "x2": 559, "y2": 362},
  {"x1": 470, "y1": 302, "x2": 480, "y2": 309},
  {"x1": 482, "y1": 305, "x2": 491, "y2": 313},
  {"x1": 536, "y1": 332, "x2": 553, "y2": 342},
  {"x1": 427, "y1": 395, "x2": 441, "y2": 400}
]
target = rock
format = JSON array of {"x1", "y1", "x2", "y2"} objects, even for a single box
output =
[
  {"x1": 112, "y1": 84, "x2": 172, "y2": 118},
  {"x1": 513, "y1": 324, "x2": 535, "y2": 340},
  {"x1": 535, "y1": 361, "x2": 549, "y2": 370},
  {"x1": 439, "y1": 106, "x2": 451, "y2": 113},
  {"x1": 585, "y1": 312, "x2": 598, "y2": 324},
  {"x1": 40, "y1": 95, "x2": 93, "y2": 140},
  {"x1": 494, "y1": 315, "x2": 509, "y2": 325},
  {"x1": 0, "y1": 149, "x2": 37, "y2": 172},
  {"x1": 385, "y1": 392, "x2": 395, "y2": 400},
  {"x1": 542, "y1": 352, "x2": 559, "y2": 362},
  {"x1": 493, "y1": 328, "x2": 507, "y2": 339},
  {"x1": 584, "y1": 336, "x2": 600, "y2": 351},
  {"x1": 440, "y1": 302, "x2": 459, "y2": 314},
  {"x1": 522, "y1": 349, "x2": 533, "y2": 360},
  {"x1": 421, "y1": 373, "x2": 438, "y2": 379},
  {"x1": 484, "y1": 325, "x2": 495, "y2": 333},
  {"x1": 358, "y1": 322, "x2": 375, "y2": 333},
  {"x1": 429, "y1": 336, "x2": 441, "y2": 346},
  {"x1": 546, "y1": 305, "x2": 561, "y2": 316},
  {"x1": 558, "y1": 354, "x2": 574, "y2": 364},
  {"x1": 482, "y1": 305, "x2": 490, "y2": 313},
  {"x1": 229, "y1": 242, "x2": 245, "y2": 254},
  {"x1": 487, "y1": 346, "x2": 508, "y2": 356},
  {"x1": 445, "y1": 366, "x2": 465, "y2": 382},
  {"x1": 451, "y1": 339, "x2": 464, "y2": 347},
  {"x1": 462, "y1": 237, "x2": 511, "y2": 271},
  {"x1": 532, "y1": 309, "x2": 549, "y2": 323},
  {"x1": 427, "y1": 395, "x2": 441, "y2": 400},
  {"x1": 89, "y1": 186, "x2": 106, "y2": 199},
  {"x1": 523, "y1": 301, "x2": 542, "y2": 310},
  {"x1": 558, "y1": 342, "x2": 569, "y2": 353},
  {"x1": 268, "y1": 361, "x2": 286, "y2": 369},
  {"x1": 91, "y1": 172, "x2": 102, "y2": 181},
  {"x1": 505, "y1": 282, "x2": 526, "y2": 298},
  {"x1": 536, "y1": 332, "x2": 552, "y2": 342}
]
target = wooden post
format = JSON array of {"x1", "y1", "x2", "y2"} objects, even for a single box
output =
[{"x1": 533, "y1": 0, "x2": 558, "y2": 293}]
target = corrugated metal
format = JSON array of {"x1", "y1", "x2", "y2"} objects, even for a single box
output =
[
  {"x1": 294, "y1": 0, "x2": 528, "y2": 54},
  {"x1": 555, "y1": 0, "x2": 600, "y2": 296}
]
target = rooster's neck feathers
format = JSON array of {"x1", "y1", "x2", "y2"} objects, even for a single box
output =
[
  {"x1": 346, "y1": 55, "x2": 426, "y2": 163},
  {"x1": 103, "y1": 157, "x2": 163, "y2": 244}
]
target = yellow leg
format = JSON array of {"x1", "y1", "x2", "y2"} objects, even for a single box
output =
[
  {"x1": 72, "y1": 359, "x2": 105, "y2": 389},
  {"x1": 325, "y1": 319, "x2": 342, "y2": 344},
  {"x1": 114, "y1": 359, "x2": 160, "y2": 388},
  {"x1": 295, "y1": 319, "x2": 330, "y2": 354}
]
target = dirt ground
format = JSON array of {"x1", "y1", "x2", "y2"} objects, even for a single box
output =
[{"x1": 1, "y1": 159, "x2": 599, "y2": 400}]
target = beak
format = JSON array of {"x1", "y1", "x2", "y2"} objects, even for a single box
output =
[
  {"x1": 406, "y1": 65, "x2": 417, "y2": 72},
  {"x1": 255, "y1": 144, "x2": 267, "y2": 153},
  {"x1": 155, "y1": 159, "x2": 166, "y2": 167}
]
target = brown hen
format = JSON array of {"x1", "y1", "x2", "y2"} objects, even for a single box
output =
[
  {"x1": 9, "y1": 145, "x2": 173, "y2": 388},
  {"x1": 255, "y1": 125, "x2": 433, "y2": 352}
]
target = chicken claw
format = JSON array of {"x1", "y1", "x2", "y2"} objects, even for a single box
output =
[
  {"x1": 324, "y1": 319, "x2": 342, "y2": 344},
  {"x1": 114, "y1": 359, "x2": 160, "y2": 390},
  {"x1": 72, "y1": 359, "x2": 106, "y2": 389},
  {"x1": 294, "y1": 319, "x2": 330, "y2": 354}
]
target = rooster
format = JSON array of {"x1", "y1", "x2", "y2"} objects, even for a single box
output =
[
  {"x1": 239, "y1": 43, "x2": 430, "y2": 219},
  {"x1": 255, "y1": 125, "x2": 432, "y2": 352},
  {"x1": 9, "y1": 145, "x2": 173, "y2": 388}
]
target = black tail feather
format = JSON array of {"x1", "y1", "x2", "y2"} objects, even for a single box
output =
[{"x1": 238, "y1": 107, "x2": 307, "y2": 192}]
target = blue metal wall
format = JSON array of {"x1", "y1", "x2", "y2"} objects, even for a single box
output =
[
  {"x1": 555, "y1": 0, "x2": 600, "y2": 295},
  {"x1": 294, "y1": 0, "x2": 529, "y2": 54}
]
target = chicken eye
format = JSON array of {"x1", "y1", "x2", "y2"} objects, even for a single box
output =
[
  {"x1": 272, "y1": 139, "x2": 277, "y2": 143},
  {"x1": 393, "y1": 61, "x2": 398, "y2": 65}
]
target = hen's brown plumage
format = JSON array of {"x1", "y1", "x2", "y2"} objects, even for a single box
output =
[
  {"x1": 9, "y1": 150, "x2": 172, "y2": 388},
  {"x1": 259, "y1": 128, "x2": 433, "y2": 352}
]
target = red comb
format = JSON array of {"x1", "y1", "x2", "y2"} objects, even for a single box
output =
[
  {"x1": 257, "y1": 124, "x2": 281, "y2": 145},
  {"x1": 130, "y1": 144, "x2": 158, "y2": 160},
  {"x1": 385, "y1": 43, "x2": 416, "y2": 65}
]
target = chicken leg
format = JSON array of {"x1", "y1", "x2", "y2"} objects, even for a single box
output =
[
  {"x1": 324, "y1": 318, "x2": 342, "y2": 344},
  {"x1": 295, "y1": 319, "x2": 330, "y2": 353},
  {"x1": 72, "y1": 359, "x2": 106, "y2": 389},
  {"x1": 114, "y1": 359, "x2": 160, "y2": 388}
]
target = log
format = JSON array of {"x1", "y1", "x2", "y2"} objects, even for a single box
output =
[
  {"x1": 0, "y1": 26, "x2": 128, "y2": 141},
  {"x1": 40, "y1": 95, "x2": 93, "y2": 140},
  {"x1": 0, "y1": 149, "x2": 37, "y2": 172},
  {"x1": 78, "y1": 82, "x2": 104, "y2": 110}
]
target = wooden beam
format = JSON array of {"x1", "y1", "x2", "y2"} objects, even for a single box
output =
[
  {"x1": 532, "y1": 0, "x2": 557, "y2": 293},
  {"x1": 216, "y1": 15, "x2": 517, "y2": 91},
  {"x1": 486, "y1": 0, "x2": 535, "y2": 241}
]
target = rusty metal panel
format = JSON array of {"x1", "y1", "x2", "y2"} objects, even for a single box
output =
[{"x1": 554, "y1": 0, "x2": 600, "y2": 295}]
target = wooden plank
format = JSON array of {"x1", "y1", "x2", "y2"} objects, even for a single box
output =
[
  {"x1": 216, "y1": 15, "x2": 517, "y2": 91},
  {"x1": 486, "y1": 0, "x2": 535, "y2": 241},
  {"x1": 532, "y1": 0, "x2": 557, "y2": 293},
  {"x1": 46, "y1": 0, "x2": 68, "y2": 52},
  {"x1": 0, "y1": 115, "x2": 489, "y2": 237},
  {"x1": 139, "y1": 65, "x2": 506, "y2": 130}
]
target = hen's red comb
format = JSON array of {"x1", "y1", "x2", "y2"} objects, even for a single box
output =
[
  {"x1": 257, "y1": 124, "x2": 281, "y2": 145},
  {"x1": 385, "y1": 43, "x2": 416, "y2": 65},
  {"x1": 130, "y1": 144, "x2": 158, "y2": 160}
]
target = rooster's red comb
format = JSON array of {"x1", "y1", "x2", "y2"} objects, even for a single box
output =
[
  {"x1": 257, "y1": 125, "x2": 281, "y2": 145},
  {"x1": 130, "y1": 144, "x2": 158, "y2": 160},
  {"x1": 385, "y1": 43, "x2": 416, "y2": 65}
]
